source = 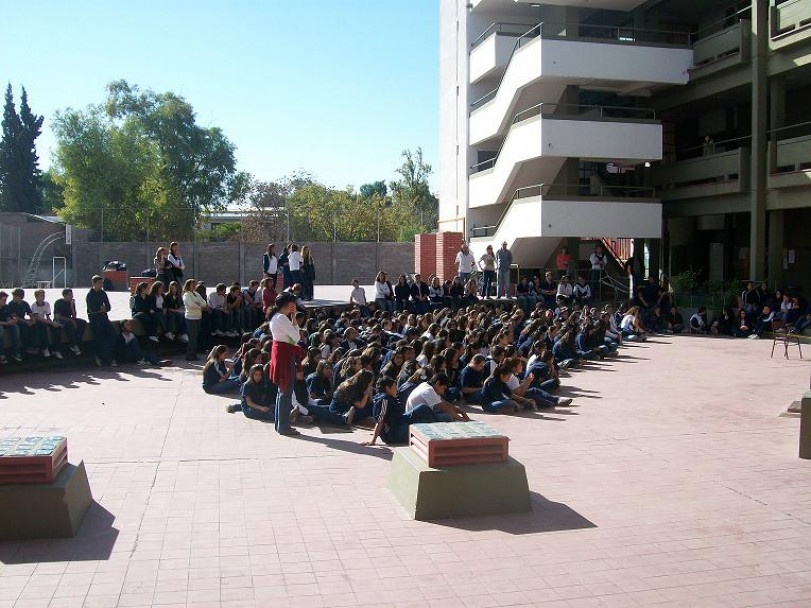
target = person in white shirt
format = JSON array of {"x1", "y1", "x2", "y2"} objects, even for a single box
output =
[
  {"x1": 455, "y1": 244, "x2": 476, "y2": 283},
  {"x1": 350, "y1": 279, "x2": 370, "y2": 317},
  {"x1": 167, "y1": 242, "x2": 185, "y2": 284},
  {"x1": 262, "y1": 243, "x2": 278, "y2": 285},
  {"x1": 207, "y1": 284, "x2": 231, "y2": 336},
  {"x1": 183, "y1": 278, "x2": 209, "y2": 361},
  {"x1": 288, "y1": 244, "x2": 303, "y2": 286},
  {"x1": 589, "y1": 244, "x2": 607, "y2": 298},
  {"x1": 269, "y1": 292, "x2": 304, "y2": 436},
  {"x1": 556, "y1": 275, "x2": 573, "y2": 306},
  {"x1": 31, "y1": 289, "x2": 62, "y2": 359},
  {"x1": 405, "y1": 373, "x2": 470, "y2": 422},
  {"x1": 373, "y1": 271, "x2": 394, "y2": 313}
]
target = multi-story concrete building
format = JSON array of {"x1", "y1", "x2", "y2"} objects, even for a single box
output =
[{"x1": 439, "y1": 0, "x2": 811, "y2": 292}]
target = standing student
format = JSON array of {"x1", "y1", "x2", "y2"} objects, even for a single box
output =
[
  {"x1": 300, "y1": 245, "x2": 315, "y2": 301},
  {"x1": 556, "y1": 245, "x2": 573, "y2": 278},
  {"x1": 410, "y1": 273, "x2": 430, "y2": 314},
  {"x1": 374, "y1": 272, "x2": 394, "y2": 313},
  {"x1": 154, "y1": 247, "x2": 171, "y2": 284},
  {"x1": 268, "y1": 293, "x2": 305, "y2": 436},
  {"x1": 53, "y1": 288, "x2": 87, "y2": 356},
  {"x1": 288, "y1": 244, "x2": 303, "y2": 288},
  {"x1": 455, "y1": 244, "x2": 476, "y2": 284},
  {"x1": 589, "y1": 244, "x2": 607, "y2": 298},
  {"x1": 350, "y1": 279, "x2": 370, "y2": 317},
  {"x1": 496, "y1": 241, "x2": 513, "y2": 298},
  {"x1": 279, "y1": 245, "x2": 292, "y2": 290},
  {"x1": 478, "y1": 245, "x2": 496, "y2": 298},
  {"x1": 394, "y1": 275, "x2": 411, "y2": 312},
  {"x1": 86, "y1": 275, "x2": 118, "y2": 367},
  {"x1": 183, "y1": 278, "x2": 208, "y2": 361},
  {"x1": 167, "y1": 242, "x2": 185, "y2": 284},
  {"x1": 262, "y1": 243, "x2": 278, "y2": 287}
]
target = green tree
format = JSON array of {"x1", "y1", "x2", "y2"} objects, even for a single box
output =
[
  {"x1": 52, "y1": 80, "x2": 250, "y2": 240},
  {"x1": 359, "y1": 180, "x2": 387, "y2": 200},
  {"x1": 0, "y1": 84, "x2": 43, "y2": 213},
  {"x1": 389, "y1": 147, "x2": 438, "y2": 233}
]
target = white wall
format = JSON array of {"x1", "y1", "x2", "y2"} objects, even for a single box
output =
[{"x1": 540, "y1": 199, "x2": 662, "y2": 238}]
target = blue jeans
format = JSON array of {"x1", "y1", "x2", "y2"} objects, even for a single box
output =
[
  {"x1": 205, "y1": 377, "x2": 240, "y2": 394},
  {"x1": 0, "y1": 325, "x2": 22, "y2": 356},
  {"x1": 242, "y1": 402, "x2": 274, "y2": 422},
  {"x1": 381, "y1": 404, "x2": 438, "y2": 444},
  {"x1": 483, "y1": 399, "x2": 513, "y2": 413},
  {"x1": 275, "y1": 359, "x2": 295, "y2": 433},
  {"x1": 481, "y1": 270, "x2": 495, "y2": 297},
  {"x1": 497, "y1": 270, "x2": 510, "y2": 297},
  {"x1": 459, "y1": 272, "x2": 471, "y2": 284},
  {"x1": 525, "y1": 387, "x2": 558, "y2": 408}
]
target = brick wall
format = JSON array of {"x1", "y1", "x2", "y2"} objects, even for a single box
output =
[
  {"x1": 435, "y1": 232, "x2": 464, "y2": 283},
  {"x1": 414, "y1": 233, "x2": 437, "y2": 278}
]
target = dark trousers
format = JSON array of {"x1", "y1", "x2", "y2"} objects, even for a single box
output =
[
  {"x1": 90, "y1": 316, "x2": 116, "y2": 365},
  {"x1": 186, "y1": 318, "x2": 201, "y2": 357}
]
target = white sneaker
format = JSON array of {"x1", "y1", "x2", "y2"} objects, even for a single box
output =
[
  {"x1": 136, "y1": 358, "x2": 149, "y2": 366},
  {"x1": 148, "y1": 335, "x2": 159, "y2": 343},
  {"x1": 165, "y1": 332, "x2": 175, "y2": 341},
  {"x1": 95, "y1": 356, "x2": 102, "y2": 367},
  {"x1": 748, "y1": 334, "x2": 758, "y2": 340},
  {"x1": 52, "y1": 350, "x2": 63, "y2": 360},
  {"x1": 178, "y1": 334, "x2": 189, "y2": 344},
  {"x1": 72, "y1": 345, "x2": 82, "y2": 355},
  {"x1": 42, "y1": 348, "x2": 50, "y2": 358},
  {"x1": 111, "y1": 360, "x2": 118, "y2": 367}
]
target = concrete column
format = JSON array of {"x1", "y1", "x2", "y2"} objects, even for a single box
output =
[
  {"x1": 768, "y1": 209, "x2": 785, "y2": 286},
  {"x1": 768, "y1": 76, "x2": 786, "y2": 173},
  {"x1": 749, "y1": 0, "x2": 769, "y2": 282}
]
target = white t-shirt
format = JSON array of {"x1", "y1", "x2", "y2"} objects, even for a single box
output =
[
  {"x1": 350, "y1": 287, "x2": 367, "y2": 306},
  {"x1": 288, "y1": 251, "x2": 303, "y2": 271},
  {"x1": 405, "y1": 382, "x2": 442, "y2": 414},
  {"x1": 557, "y1": 282, "x2": 573, "y2": 298},
  {"x1": 506, "y1": 374, "x2": 521, "y2": 391},
  {"x1": 154, "y1": 294, "x2": 164, "y2": 310},
  {"x1": 265, "y1": 254, "x2": 278, "y2": 274},
  {"x1": 620, "y1": 314, "x2": 635, "y2": 331},
  {"x1": 208, "y1": 293, "x2": 225, "y2": 310},
  {"x1": 31, "y1": 302, "x2": 51, "y2": 319},
  {"x1": 456, "y1": 251, "x2": 475, "y2": 274},
  {"x1": 270, "y1": 312, "x2": 300, "y2": 345},
  {"x1": 590, "y1": 252, "x2": 606, "y2": 271}
]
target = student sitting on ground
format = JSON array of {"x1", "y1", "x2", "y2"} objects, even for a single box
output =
[
  {"x1": 329, "y1": 369, "x2": 375, "y2": 426},
  {"x1": 202, "y1": 345, "x2": 240, "y2": 393},
  {"x1": 750, "y1": 305, "x2": 775, "y2": 339},
  {"x1": 507, "y1": 357, "x2": 571, "y2": 410},
  {"x1": 365, "y1": 376, "x2": 439, "y2": 445},
  {"x1": 480, "y1": 364, "x2": 522, "y2": 414},
  {"x1": 620, "y1": 306, "x2": 648, "y2": 341},
  {"x1": 405, "y1": 372, "x2": 470, "y2": 422},
  {"x1": 237, "y1": 364, "x2": 276, "y2": 421},
  {"x1": 573, "y1": 276, "x2": 592, "y2": 307},
  {"x1": 689, "y1": 307, "x2": 710, "y2": 334}
]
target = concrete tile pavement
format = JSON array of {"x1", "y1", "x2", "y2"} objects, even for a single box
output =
[{"x1": 0, "y1": 336, "x2": 809, "y2": 607}]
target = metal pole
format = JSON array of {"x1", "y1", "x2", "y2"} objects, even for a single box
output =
[{"x1": 100, "y1": 208, "x2": 104, "y2": 245}]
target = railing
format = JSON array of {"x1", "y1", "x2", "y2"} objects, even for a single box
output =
[
  {"x1": 692, "y1": 20, "x2": 748, "y2": 66},
  {"x1": 769, "y1": 119, "x2": 811, "y2": 141},
  {"x1": 772, "y1": 0, "x2": 811, "y2": 38},
  {"x1": 468, "y1": 183, "x2": 656, "y2": 238},
  {"x1": 690, "y1": 4, "x2": 752, "y2": 44},
  {"x1": 469, "y1": 102, "x2": 657, "y2": 174},
  {"x1": 676, "y1": 134, "x2": 751, "y2": 161},
  {"x1": 471, "y1": 22, "x2": 536, "y2": 49},
  {"x1": 469, "y1": 21, "x2": 690, "y2": 110},
  {"x1": 769, "y1": 120, "x2": 811, "y2": 173}
]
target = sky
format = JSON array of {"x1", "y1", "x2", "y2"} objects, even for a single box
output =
[{"x1": 1, "y1": 0, "x2": 439, "y2": 192}]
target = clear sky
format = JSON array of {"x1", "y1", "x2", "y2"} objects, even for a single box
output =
[{"x1": 1, "y1": 0, "x2": 439, "y2": 192}]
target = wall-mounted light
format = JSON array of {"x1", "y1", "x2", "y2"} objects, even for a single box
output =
[{"x1": 644, "y1": 162, "x2": 651, "y2": 168}]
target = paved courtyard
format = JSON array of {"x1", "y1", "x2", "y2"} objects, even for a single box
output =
[{"x1": 0, "y1": 336, "x2": 809, "y2": 608}]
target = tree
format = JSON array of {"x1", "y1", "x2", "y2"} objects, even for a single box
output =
[
  {"x1": 389, "y1": 148, "x2": 438, "y2": 233},
  {"x1": 52, "y1": 80, "x2": 249, "y2": 240},
  {"x1": 359, "y1": 180, "x2": 387, "y2": 200},
  {"x1": 0, "y1": 84, "x2": 43, "y2": 213}
]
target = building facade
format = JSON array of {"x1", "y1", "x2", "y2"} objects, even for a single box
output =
[{"x1": 439, "y1": 0, "x2": 811, "y2": 293}]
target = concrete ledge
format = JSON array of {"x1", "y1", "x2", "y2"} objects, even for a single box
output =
[
  {"x1": 0, "y1": 461, "x2": 93, "y2": 540},
  {"x1": 388, "y1": 447, "x2": 531, "y2": 521},
  {"x1": 800, "y1": 391, "x2": 811, "y2": 460}
]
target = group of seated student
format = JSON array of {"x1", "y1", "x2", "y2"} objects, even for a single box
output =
[
  {"x1": 202, "y1": 270, "x2": 657, "y2": 445},
  {"x1": 732, "y1": 282, "x2": 810, "y2": 339}
]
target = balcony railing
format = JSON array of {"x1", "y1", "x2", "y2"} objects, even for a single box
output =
[
  {"x1": 692, "y1": 21, "x2": 749, "y2": 67},
  {"x1": 772, "y1": 0, "x2": 811, "y2": 39},
  {"x1": 469, "y1": 21, "x2": 690, "y2": 109},
  {"x1": 468, "y1": 183, "x2": 656, "y2": 239},
  {"x1": 469, "y1": 103, "x2": 657, "y2": 175},
  {"x1": 769, "y1": 120, "x2": 811, "y2": 180},
  {"x1": 470, "y1": 22, "x2": 536, "y2": 50},
  {"x1": 649, "y1": 147, "x2": 750, "y2": 199}
]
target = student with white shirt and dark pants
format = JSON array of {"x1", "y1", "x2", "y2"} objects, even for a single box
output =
[
  {"x1": 288, "y1": 244, "x2": 303, "y2": 287},
  {"x1": 455, "y1": 244, "x2": 475, "y2": 284}
]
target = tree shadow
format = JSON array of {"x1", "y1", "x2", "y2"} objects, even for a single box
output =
[
  {"x1": 0, "y1": 501, "x2": 119, "y2": 564},
  {"x1": 428, "y1": 491, "x2": 596, "y2": 535}
]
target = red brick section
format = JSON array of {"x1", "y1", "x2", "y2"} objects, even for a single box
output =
[
  {"x1": 414, "y1": 233, "x2": 436, "y2": 277},
  {"x1": 435, "y1": 231, "x2": 464, "y2": 282}
]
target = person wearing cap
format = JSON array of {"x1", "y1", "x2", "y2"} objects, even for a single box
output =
[
  {"x1": 0, "y1": 291, "x2": 23, "y2": 363},
  {"x1": 86, "y1": 276, "x2": 118, "y2": 366},
  {"x1": 268, "y1": 292, "x2": 305, "y2": 436},
  {"x1": 495, "y1": 241, "x2": 513, "y2": 298}
]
